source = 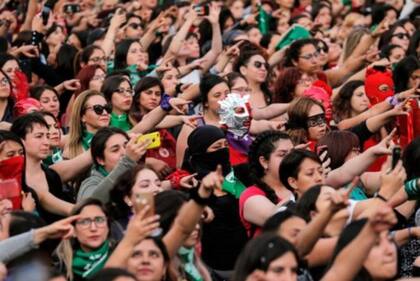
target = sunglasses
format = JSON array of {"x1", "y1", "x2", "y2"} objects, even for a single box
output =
[
  {"x1": 392, "y1": 33, "x2": 409, "y2": 40},
  {"x1": 85, "y1": 104, "x2": 112, "y2": 115},
  {"x1": 128, "y1": 23, "x2": 142, "y2": 30},
  {"x1": 253, "y1": 61, "x2": 269, "y2": 70},
  {"x1": 306, "y1": 113, "x2": 326, "y2": 128}
]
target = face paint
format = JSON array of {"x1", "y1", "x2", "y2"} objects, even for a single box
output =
[{"x1": 218, "y1": 93, "x2": 252, "y2": 137}]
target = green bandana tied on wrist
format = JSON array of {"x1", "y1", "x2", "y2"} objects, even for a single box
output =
[{"x1": 72, "y1": 241, "x2": 110, "y2": 279}]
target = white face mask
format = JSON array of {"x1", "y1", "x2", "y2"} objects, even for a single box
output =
[{"x1": 218, "y1": 93, "x2": 251, "y2": 137}]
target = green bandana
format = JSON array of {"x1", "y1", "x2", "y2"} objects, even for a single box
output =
[
  {"x1": 178, "y1": 247, "x2": 204, "y2": 281},
  {"x1": 258, "y1": 5, "x2": 270, "y2": 35},
  {"x1": 43, "y1": 147, "x2": 63, "y2": 166},
  {"x1": 72, "y1": 241, "x2": 110, "y2": 279},
  {"x1": 276, "y1": 25, "x2": 311, "y2": 51},
  {"x1": 96, "y1": 165, "x2": 109, "y2": 177},
  {"x1": 222, "y1": 171, "x2": 246, "y2": 198},
  {"x1": 110, "y1": 112, "x2": 132, "y2": 131},
  {"x1": 82, "y1": 131, "x2": 95, "y2": 151}
]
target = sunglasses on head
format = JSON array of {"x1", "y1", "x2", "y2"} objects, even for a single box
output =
[
  {"x1": 392, "y1": 33, "x2": 409, "y2": 40},
  {"x1": 85, "y1": 104, "x2": 112, "y2": 115},
  {"x1": 253, "y1": 61, "x2": 269, "y2": 70}
]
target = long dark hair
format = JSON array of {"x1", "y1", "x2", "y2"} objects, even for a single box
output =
[
  {"x1": 248, "y1": 131, "x2": 292, "y2": 203},
  {"x1": 332, "y1": 80, "x2": 364, "y2": 122},
  {"x1": 393, "y1": 55, "x2": 419, "y2": 92},
  {"x1": 131, "y1": 76, "x2": 164, "y2": 121},
  {"x1": 114, "y1": 39, "x2": 138, "y2": 70}
]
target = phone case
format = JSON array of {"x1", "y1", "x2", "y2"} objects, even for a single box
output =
[{"x1": 137, "y1": 132, "x2": 161, "y2": 149}]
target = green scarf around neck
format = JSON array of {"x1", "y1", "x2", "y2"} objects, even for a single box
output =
[
  {"x1": 178, "y1": 247, "x2": 204, "y2": 281},
  {"x1": 82, "y1": 131, "x2": 95, "y2": 151},
  {"x1": 110, "y1": 112, "x2": 132, "y2": 131},
  {"x1": 72, "y1": 241, "x2": 110, "y2": 279},
  {"x1": 96, "y1": 165, "x2": 109, "y2": 177}
]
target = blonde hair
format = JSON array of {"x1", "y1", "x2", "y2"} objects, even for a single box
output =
[
  {"x1": 55, "y1": 240, "x2": 74, "y2": 280},
  {"x1": 342, "y1": 27, "x2": 369, "y2": 61},
  {"x1": 66, "y1": 90, "x2": 103, "y2": 159}
]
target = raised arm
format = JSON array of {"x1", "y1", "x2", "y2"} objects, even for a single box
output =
[
  {"x1": 322, "y1": 201, "x2": 396, "y2": 281},
  {"x1": 166, "y1": 9, "x2": 197, "y2": 58},
  {"x1": 102, "y1": 9, "x2": 126, "y2": 58},
  {"x1": 326, "y1": 132, "x2": 393, "y2": 188},
  {"x1": 130, "y1": 97, "x2": 189, "y2": 134},
  {"x1": 163, "y1": 166, "x2": 224, "y2": 258},
  {"x1": 196, "y1": 5, "x2": 223, "y2": 73},
  {"x1": 50, "y1": 149, "x2": 92, "y2": 183}
]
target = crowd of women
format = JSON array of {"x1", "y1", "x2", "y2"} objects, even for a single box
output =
[{"x1": 0, "y1": 0, "x2": 420, "y2": 280}]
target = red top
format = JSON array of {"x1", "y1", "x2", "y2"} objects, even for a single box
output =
[
  {"x1": 239, "y1": 185, "x2": 280, "y2": 237},
  {"x1": 146, "y1": 129, "x2": 177, "y2": 169}
]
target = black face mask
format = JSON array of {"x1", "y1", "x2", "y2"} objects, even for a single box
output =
[{"x1": 190, "y1": 148, "x2": 231, "y2": 180}]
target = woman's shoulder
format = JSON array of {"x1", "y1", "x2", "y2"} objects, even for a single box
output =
[{"x1": 239, "y1": 185, "x2": 266, "y2": 202}]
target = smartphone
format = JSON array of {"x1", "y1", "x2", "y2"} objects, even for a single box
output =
[
  {"x1": 133, "y1": 192, "x2": 155, "y2": 217},
  {"x1": 137, "y1": 132, "x2": 161, "y2": 149},
  {"x1": 41, "y1": 0, "x2": 58, "y2": 25},
  {"x1": 63, "y1": 3, "x2": 81, "y2": 14},
  {"x1": 391, "y1": 146, "x2": 401, "y2": 169},
  {"x1": 193, "y1": 4, "x2": 209, "y2": 16}
]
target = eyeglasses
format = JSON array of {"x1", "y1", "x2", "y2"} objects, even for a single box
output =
[
  {"x1": 92, "y1": 74, "x2": 106, "y2": 81},
  {"x1": 306, "y1": 113, "x2": 326, "y2": 127},
  {"x1": 0, "y1": 77, "x2": 9, "y2": 86},
  {"x1": 115, "y1": 87, "x2": 134, "y2": 96},
  {"x1": 89, "y1": 56, "x2": 107, "y2": 63},
  {"x1": 392, "y1": 33, "x2": 409, "y2": 40},
  {"x1": 76, "y1": 216, "x2": 107, "y2": 229},
  {"x1": 299, "y1": 52, "x2": 320, "y2": 60},
  {"x1": 128, "y1": 23, "x2": 142, "y2": 30},
  {"x1": 84, "y1": 104, "x2": 112, "y2": 115},
  {"x1": 253, "y1": 61, "x2": 269, "y2": 70}
]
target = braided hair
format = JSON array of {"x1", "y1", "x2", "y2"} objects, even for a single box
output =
[{"x1": 248, "y1": 130, "x2": 291, "y2": 204}]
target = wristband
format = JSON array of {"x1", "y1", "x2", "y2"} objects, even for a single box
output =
[
  {"x1": 386, "y1": 96, "x2": 399, "y2": 107},
  {"x1": 404, "y1": 178, "x2": 420, "y2": 200},
  {"x1": 375, "y1": 193, "x2": 388, "y2": 202},
  {"x1": 160, "y1": 93, "x2": 172, "y2": 112},
  {"x1": 189, "y1": 187, "x2": 211, "y2": 206}
]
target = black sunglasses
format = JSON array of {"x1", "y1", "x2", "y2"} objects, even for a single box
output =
[
  {"x1": 85, "y1": 104, "x2": 112, "y2": 115},
  {"x1": 253, "y1": 61, "x2": 269, "y2": 70}
]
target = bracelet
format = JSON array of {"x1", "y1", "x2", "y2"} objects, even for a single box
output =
[
  {"x1": 408, "y1": 227, "x2": 414, "y2": 240},
  {"x1": 189, "y1": 187, "x2": 211, "y2": 206},
  {"x1": 386, "y1": 96, "x2": 399, "y2": 107},
  {"x1": 160, "y1": 93, "x2": 172, "y2": 112},
  {"x1": 404, "y1": 178, "x2": 420, "y2": 200},
  {"x1": 376, "y1": 193, "x2": 388, "y2": 202}
]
